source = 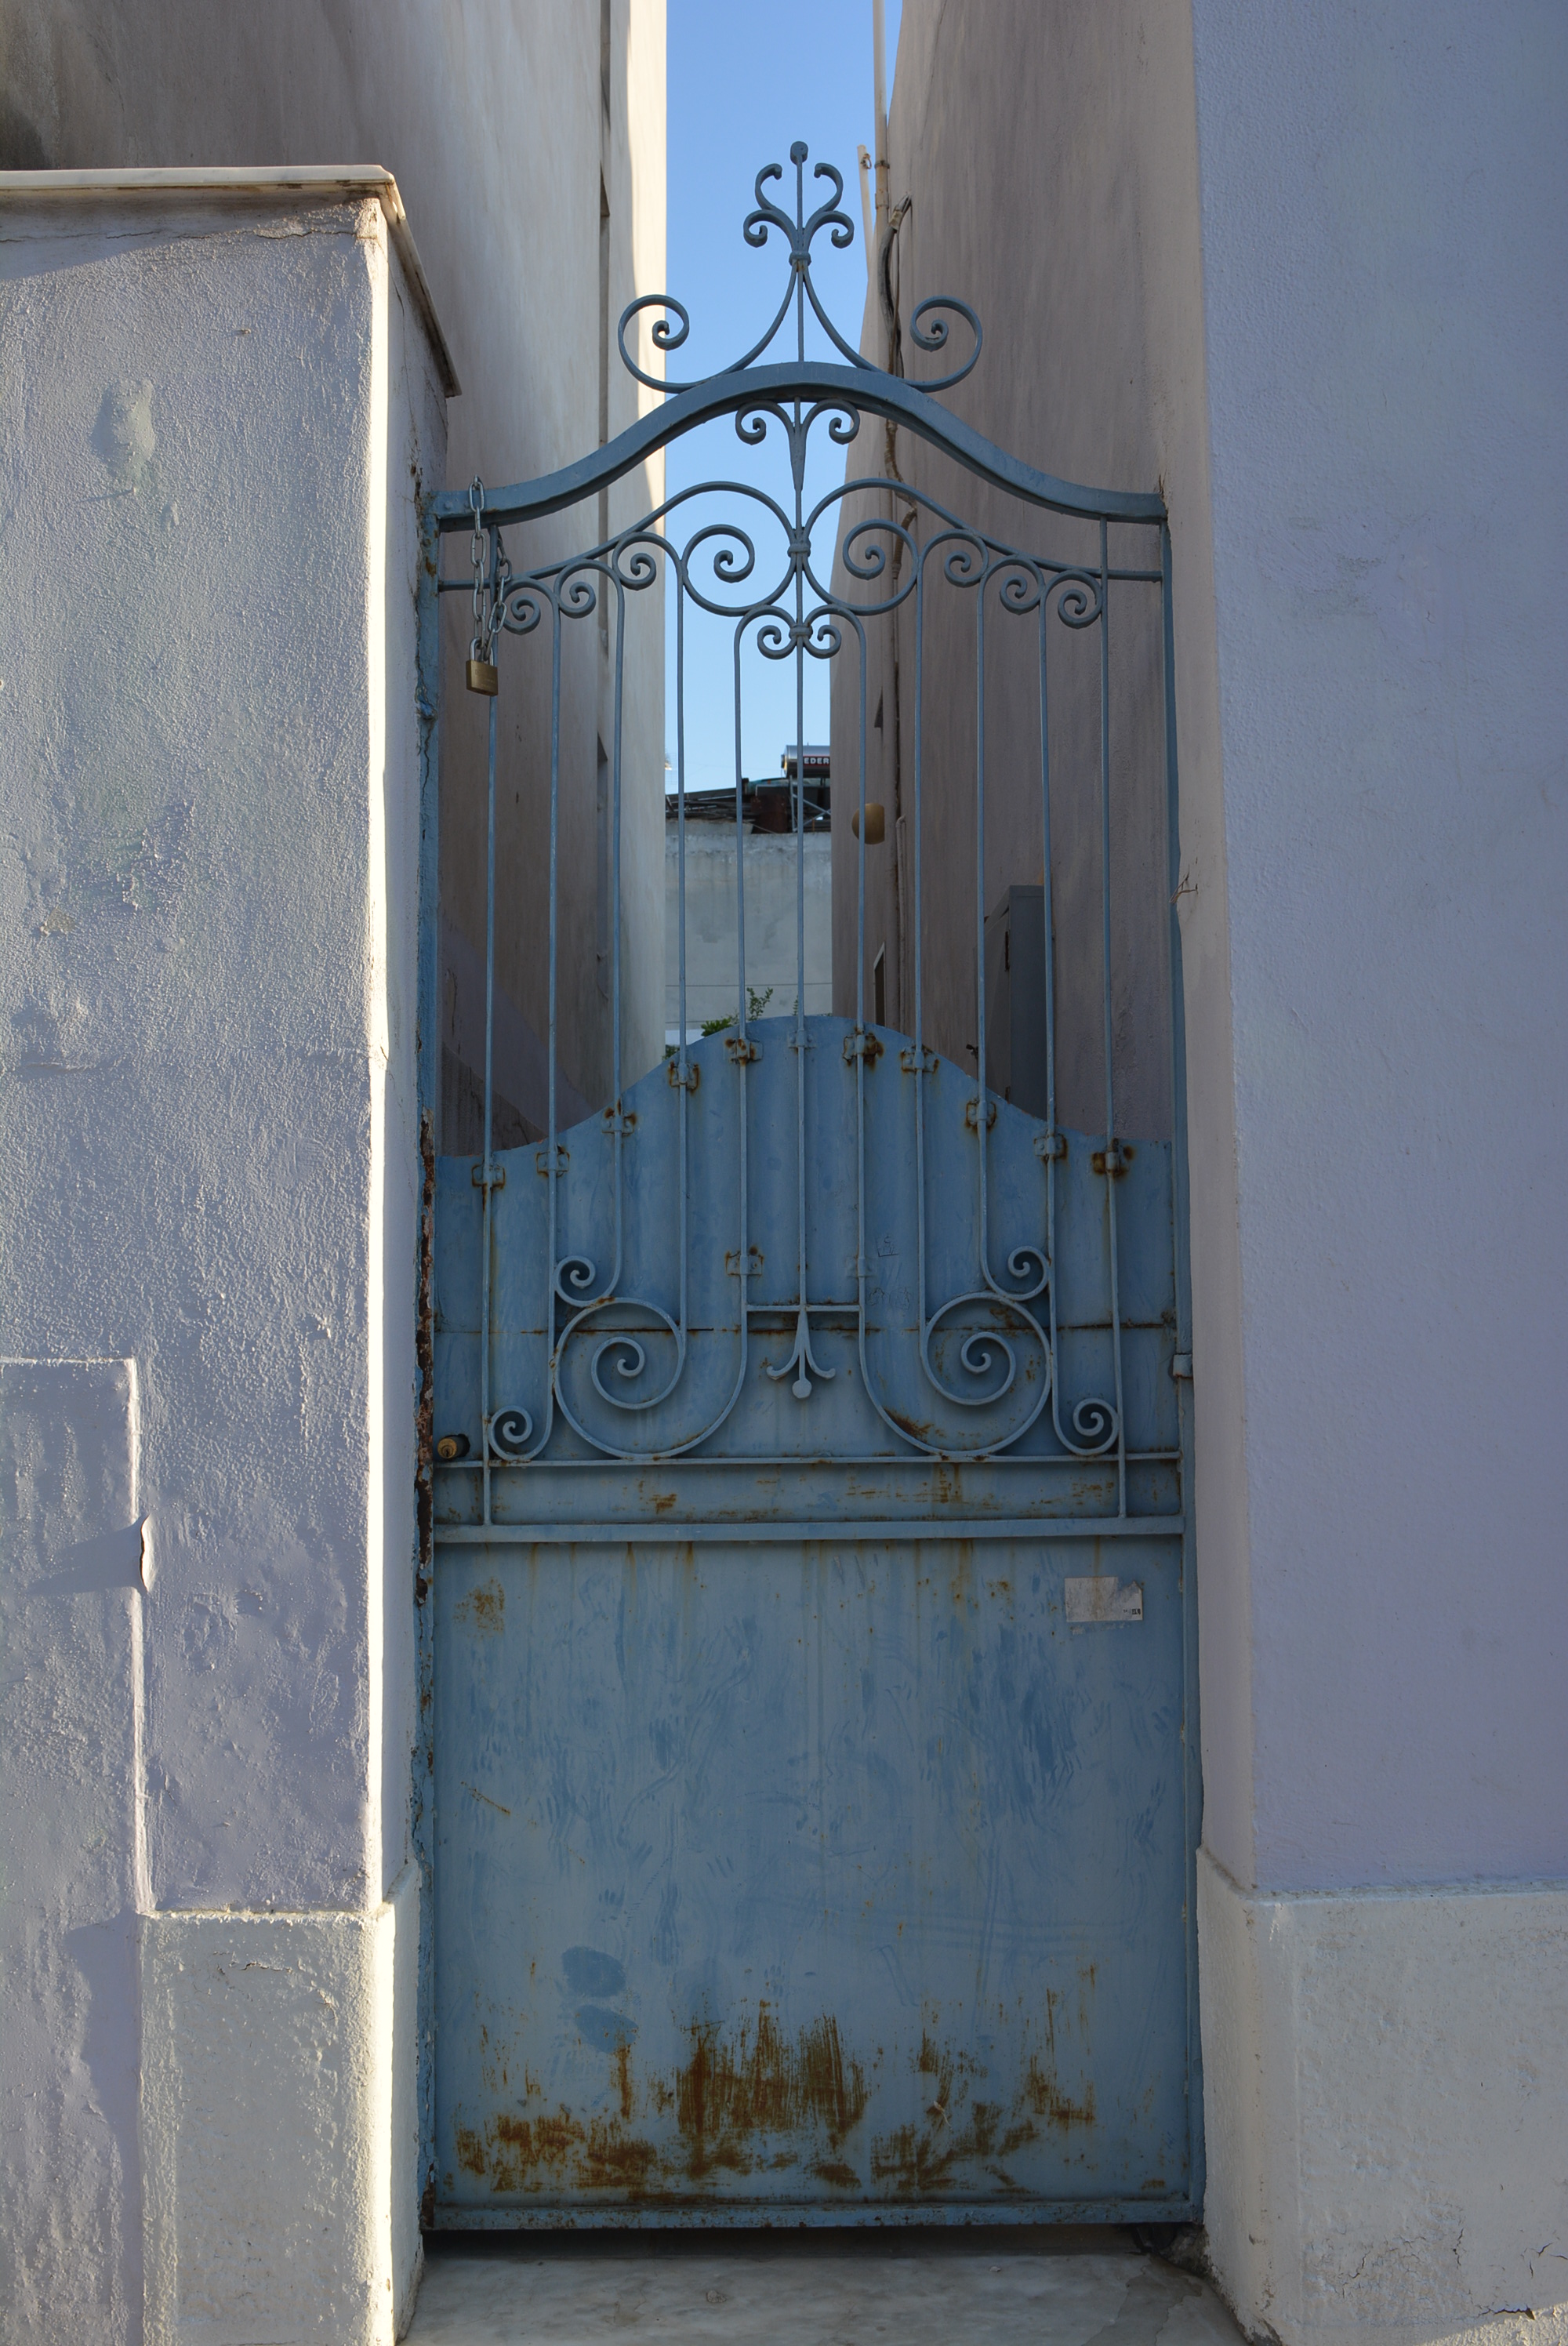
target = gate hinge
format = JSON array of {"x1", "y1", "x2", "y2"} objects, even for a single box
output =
[
  {"x1": 1171, "y1": 1353, "x2": 1193, "y2": 1382},
  {"x1": 667, "y1": 1057, "x2": 700, "y2": 1092},
  {"x1": 844, "y1": 1029, "x2": 884, "y2": 1065},
  {"x1": 900, "y1": 1044, "x2": 937, "y2": 1074},
  {"x1": 1034, "y1": 1129, "x2": 1067, "y2": 1161},
  {"x1": 724, "y1": 1034, "x2": 760, "y2": 1064},
  {"x1": 725, "y1": 1246, "x2": 764, "y2": 1278},
  {"x1": 964, "y1": 1095, "x2": 998, "y2": 1131},
  {"x1": 471, "y1": 1160, "x2": 506, "y2": 1191},
  {"x1": 535, "y1": 1146, "x2": 568, "y2": 1178},
  {"x1": 1092, "y1": 1141, "x2": 1133, "y2": 1177},
  {"x1": 601, "y1": 1106, "x2": 637, "y2": 1135}
]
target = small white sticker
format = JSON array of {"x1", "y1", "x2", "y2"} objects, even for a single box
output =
[{"x1": 1065, "y1": 1575, "x2": 1143, "y2": 1624}]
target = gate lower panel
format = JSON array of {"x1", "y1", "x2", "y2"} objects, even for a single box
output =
[{"x1": 432, "y1": 1530, "x2": 1190, "y2": 2224}]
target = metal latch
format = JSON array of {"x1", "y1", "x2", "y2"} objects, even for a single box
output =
[
  {"x1": 725, "y1": 1033, "x2": 760, "y2": 1063},
  {"x1": 1034, "y1": 1129, "x2": 1067, "y2": 1161},
  {"x1": 900, "y1": 1045, "x2": 937, "y2": 1074},
  {"x1": 843, "y1": 1029, "x2": 883, "y2": 1064},
  {"x1": 667, "y1": 1057, "x2": 699, "y2": 1092},
  {"x1": 535, "y1": 1146, "x2": 568, "y2": 1178},
  {"x1": 964, "y1": 1095, "x2": 998, "y2": 1131}
]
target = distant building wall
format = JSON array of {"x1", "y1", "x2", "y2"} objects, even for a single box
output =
[
  {"x1": 0, "y1": 0, "x2": 669, "y2": 1117},
  {"x1": 840, "y1": 5, "x2": 1568, "y2": 2340},
  {"x1": 666, "y1": 828, "x2": 833, "y2": 1036}
]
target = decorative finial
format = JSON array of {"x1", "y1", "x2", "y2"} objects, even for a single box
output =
[{"x1": 615, "y1": 143, "x2": 982, "y2": 398}]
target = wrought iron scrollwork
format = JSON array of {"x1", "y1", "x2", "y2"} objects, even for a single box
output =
[
  {"x1": 618, "y1": 143, "x2": 980, "y2": 399},
  {"x1": 433, "y1": 143, "x2": 1175, "y2": 1509}
]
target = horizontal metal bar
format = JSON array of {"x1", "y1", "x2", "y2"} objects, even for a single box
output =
[
  {"x1": 430, "y1": 2195, "x2": 1200, "y2": 2231},
  {"x1": 437, "y1": 559, "x2": 1171, "y2": 594},
  {"x1": 430, "y1": 361, "x2": 1166, "y2": 532},
  {"x1": 434, "y1": 1451, "x2": 1181, "y2": 1469},
  {"x1": 433, "y1": 1515, "x2": 1182, "y2": 1546}
]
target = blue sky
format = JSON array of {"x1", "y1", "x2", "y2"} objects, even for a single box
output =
[{"x1": 661, "y1": 0, "x2": 901, "y2": 789}]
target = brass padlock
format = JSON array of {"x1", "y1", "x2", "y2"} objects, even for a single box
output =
[
  {"x1": 851, "y1": 801, "x2": 886, "y2": 844},
  {"x1": 466, "y1": 657, "x2": 499, "y2": 696}
]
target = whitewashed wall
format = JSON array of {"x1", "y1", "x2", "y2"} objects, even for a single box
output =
[
  {"x1": 0, "y1": 176, "x2": 445, "y2": 2345},
  {"x1": 0, "y1": 0, "x2": 670, "y2": 1124},
  {"x1": 1188, "y1": 10, "x2": 1568, "y2": 2324},
  {"x1": 865, "y1": 5, "x2": 1568, "y2": 2337}
]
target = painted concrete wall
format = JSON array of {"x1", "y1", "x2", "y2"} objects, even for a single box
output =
[
  {"x1": 0, "y1": 0, "x2": 670, "y2": 1120},
  {"x1": 853, "y1": 3, "x2": 1568, "y2": 2336},
  {"x1": 0, "y1": 178, "x2": 443, "y2": 2342},
  {"x1": 1187, "y1": 0, "x2": 1566, "y2": 1897},
  {"x1": 830, "y1": 2, "x2": 1180, "y2": 1149}
]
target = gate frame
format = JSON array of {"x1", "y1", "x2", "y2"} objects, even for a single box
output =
[{"x1": 409, "y1": 145, "x2": 1203, "y2": 2231}]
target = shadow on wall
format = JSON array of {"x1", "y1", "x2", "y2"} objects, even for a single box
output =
[{"x1": 440, "y1": 917, "x2": 592, "y2": 1152}]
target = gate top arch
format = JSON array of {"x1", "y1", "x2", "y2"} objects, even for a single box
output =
[{"x1": 428, "y1": 141, "x2": 1166, "y2": 535}]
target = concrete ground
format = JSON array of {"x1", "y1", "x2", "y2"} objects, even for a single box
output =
[{"x1": 406, "y1": 2228, "x2": 1243, "y2": 2346}]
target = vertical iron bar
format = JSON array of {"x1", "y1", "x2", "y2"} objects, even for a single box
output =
[
  {"x1": 789, "y1": 230, "x2": 811, "y2": 1383},
  {"x1": 676, "y1": 585, "x2": 689, "y2": 1073},
  {"x1": 975, "y1": 571, "x2": 993, "y2": 1298},
  {"x1": 853, "y1": 613, "x2": 870, "y2": 1399},
  {"x1": 609, "y1": 577, "x2": 626, "y2": 1291},
  {"x1": 611, "y1": 577, "x2": 624, "y2": 1111},
  {"x1": 479, "y1": 656, "x2": 498, "y2": 1529},
  {"x1": 735, "y1": 619, "x2": 752, "y2": 1356},
  {"x1": 675, "y1": 576, "x2": 690, "y2": 1356},
  {"x1": 1040, "y1": 590, "x2": 1057, "y2": 1142},
  {"x1": 1099, "y1": 519, "x2": 1127, "y2": 1513},
  {"x1": 1039, "y1": 586, "x2": 1065, "y2": 1444},
  {"x1": 913, "y1": 555, "x2": 930, "y2": 1347},
  {"x1": 545, "y1": 594, "x2": 563, "y2": 1436},
  {"x1": 793, "y1": 579, "x2": 810, "y2": 1356},
  {"x1": 735, "y1": 627, "x2": 749, "y2": 1044}
]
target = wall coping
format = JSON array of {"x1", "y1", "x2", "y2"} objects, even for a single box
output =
[{"x1": 0, "y1": 165, "x2": 459, "y2": 396}]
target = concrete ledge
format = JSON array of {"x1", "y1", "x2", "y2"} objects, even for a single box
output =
[
  {"x1": 1197, "y1": 1848, "x2": 1568, "y2": 2346},
  {"x1": 141, "y1": 1866, "x2": 420, "y2": 2346},
  {"x1": 0, "y1": 165, "x2": 459, "y2": 395}
]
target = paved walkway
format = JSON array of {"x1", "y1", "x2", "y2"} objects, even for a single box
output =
[{"x1": 406, "y1": 2231, "x2": 1241, "y2": 2346}]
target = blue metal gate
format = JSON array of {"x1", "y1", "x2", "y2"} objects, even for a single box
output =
[{"x1": 418, "y1": 149, "x2": 1199, "y2": 2226}]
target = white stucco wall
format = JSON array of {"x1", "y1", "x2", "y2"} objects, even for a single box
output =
[
  {"x1": 1199, "y1": 1854, "x2": 1568, "y2": 2346},
  {"x1": 0, "y1": 176, "x2": 444, "y2": 2342},
  {"x1": 0, "y1": 0, "x2": 670, "y2": 1119},
  {"x1": 1185, "y1": 16, "x2": 1568, "y2": 2313},
  {"x1": 859, "y1": 4, "x2": 1566, "y2": 2336},
  {"x1": 1189, "y1": 0, "x2": 1567, "y2": 1896}
]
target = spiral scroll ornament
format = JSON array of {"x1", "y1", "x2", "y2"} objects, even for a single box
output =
[{"x1": 615, "y1": 141, "x2": 982, "y2": 401}]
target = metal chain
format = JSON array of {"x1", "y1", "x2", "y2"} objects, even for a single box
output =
[
  {"x1": 468, "y1": 477, "x2": 514, "y2": 668},
  {"x1": 468, "y1": 478, "x2": 488, "y2": 663}
]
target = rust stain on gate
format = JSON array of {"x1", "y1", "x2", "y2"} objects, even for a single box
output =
[
  {"x1": 449, "y1": 2003, "x2": 869, "y2": 2199},
  {"x1": 677, "y1": 2006, "x2": 868, "y2": 2177},
  {"x1": 448, "y1": 2001, "x2": 1108, "y2": 2203}
]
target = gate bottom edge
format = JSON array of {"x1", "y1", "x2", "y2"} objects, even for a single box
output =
[{"x1": 428, "y1": 2196, "x2": 1200, "y2": 2232}]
